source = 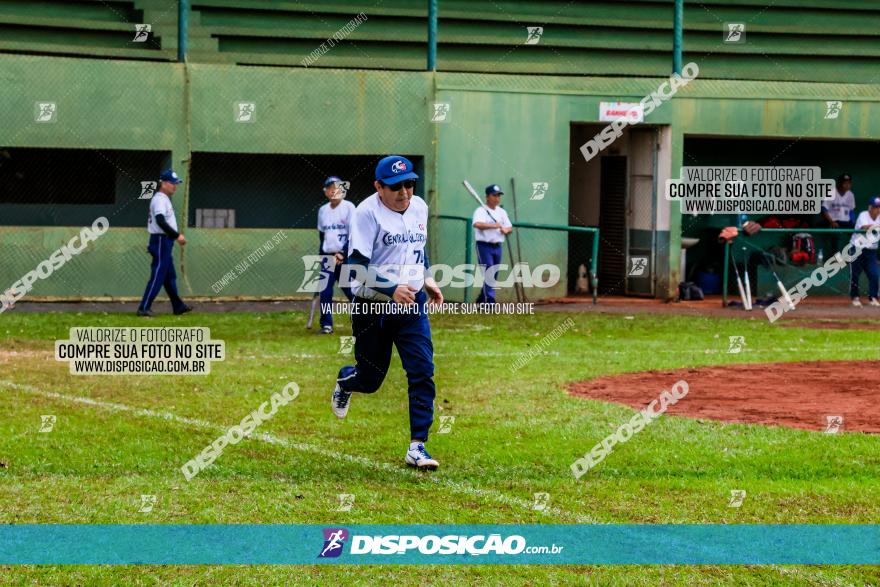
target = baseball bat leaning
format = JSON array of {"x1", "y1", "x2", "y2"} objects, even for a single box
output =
[
  {"x1": 772, "y1": 269, "x2": 795, "y2": 310},
  {"x1": 509, "y1": 177, "x2": 527, "y2": 303},
  {"x1": 742, "y1": 248, "x2": 753, "y2": 310},
  {"x1": 743, "y1": 270, "x2": 753, "y2": 309},
  {"x1": 462, "y1": 180, "x2": 523, "y2": 303},
  {"x1": 729, "y1": 252, "x2": 751, "y2": 311}
]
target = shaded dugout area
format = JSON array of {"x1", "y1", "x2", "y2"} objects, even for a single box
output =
[
  {"x1": 187, "y1": 153, "x2": 424, "y2": 229},
  {"x1": 681, "y1": 137, "x2": 880, "y2": 298},
  {"x1": 0, "y1": 149, "x2": 424, "y2": 229},
  {"x1": 0, "y1": 148, "x2": 167, "y2": 227}
]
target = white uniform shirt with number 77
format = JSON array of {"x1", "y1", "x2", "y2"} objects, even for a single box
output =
[{"x1": 347, "y1": 192, "x2": 429, "y2": 297}]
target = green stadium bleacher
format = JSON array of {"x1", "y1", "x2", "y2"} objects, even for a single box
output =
[{"x1": 2, "y1": 0, "x2": 880, "y2": 81}]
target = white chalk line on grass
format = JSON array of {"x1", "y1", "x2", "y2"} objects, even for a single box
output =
[{"x1": 0, "y1": 380, "x2": 598, "y2": 524}]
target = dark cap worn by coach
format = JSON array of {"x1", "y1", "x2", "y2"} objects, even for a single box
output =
[
  {"x1": 870, "y1": 197, "x2": 880, "y2": 209},
  {"x1": 485, "y1": 184, "x2": 503, "y2": 197},
  {"x1": 375, "y1": 155, "x2": 418, "y2": 183},
  {"x1": 159, "y1": 169, "x2": 182, "y2": 184}
]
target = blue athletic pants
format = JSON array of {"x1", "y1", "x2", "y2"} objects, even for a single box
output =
[
  {"x1": 476, "y1": 241, "x2": 503, "y2": 304},
  {"x1": 337, "y1": 290, "x2": 435, "y2": 441},
  {"x1": 850, "y1": 248, "x2": 879, "y2": 299},
  {"x1": 138, "y1": 234, "x2": 185, "y2": 313}
]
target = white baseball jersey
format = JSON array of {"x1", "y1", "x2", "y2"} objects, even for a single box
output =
[
  {"x1": 348, "y1": 192, "x2": 429, "y2": 297},
  {"x1": 147, "y1": 192, "x2": 177, "y2": 234},
  {"x1": 317, "y1": 200, "x2": 355, "y2": 254},
  {"x1": 472, "y1": 205, "x2": 512, "y2": 243},
  {"x1": 852, "y1": 210, "x2": 880, "y2": 250},
  {"x1": 824, "y1": 189, "x2": 856, "y2": 223}
]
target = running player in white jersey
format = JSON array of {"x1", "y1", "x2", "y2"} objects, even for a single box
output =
[{"x1": 331, "y1": 155, "x2": 444, "y2": 471}]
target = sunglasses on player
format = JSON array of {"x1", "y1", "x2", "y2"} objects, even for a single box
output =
[{"x1": 381, "y1": 179, "x2": 416, "y2": 191}]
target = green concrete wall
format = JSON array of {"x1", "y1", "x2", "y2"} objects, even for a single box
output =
[
  {"x1": 0, "y1": 55, "x2": 437, "y2": 300},
  {"x1": 5, "y1": 54, "x2": 880, "y2": 301}
]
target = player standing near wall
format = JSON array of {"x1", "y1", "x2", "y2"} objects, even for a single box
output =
[
  {"x1": 330, "y1": 156, "x2": 445, "y2": 471},
  {"x1": 849, "y1": 196, "x2": 880, "y2": 307},
  {"x1": 472, "y1": 184, "x2": 513, "y2": 304},
  {"x1": 137, "y1": 170, "x2": 192, "y2": 317},
  {"x1": 316, "y1": 176, "x2": 355, "y2": 334},
  {"x1": 823, "y1": 173, "x2": 857, "y2": 253}
]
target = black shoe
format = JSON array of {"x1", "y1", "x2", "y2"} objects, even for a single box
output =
[
  {"x1": 174, "y1": 305, "x2": 193, "y2": 316},
  {"x1": 137, "y1": 309, "x2": 154, "y2": 317}
]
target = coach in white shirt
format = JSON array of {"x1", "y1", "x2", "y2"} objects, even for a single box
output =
[
  {"x1": 823, "y1": 174, "x2": 856, "y2": 229},
  {"x1": 137, "y1": 169, "x2": 191, "y2": 317},
  {"x1": 823, "y1": 173, "x2": 856, "y2": 252},
  {"x1": 472, "y1": 184, "x2": 513, "y2": 304},
  {"x1": 849, "y1": 197, "x2": 880, "y2": 307}
]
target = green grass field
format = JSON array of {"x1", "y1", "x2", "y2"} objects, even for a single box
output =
[{"x1": 1, "y1": 309, "x2": 879, "y2": 585}]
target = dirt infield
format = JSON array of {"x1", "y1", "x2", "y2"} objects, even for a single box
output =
[{"x1": 569, "y1": 361, "x2": 880, "y2": 433}]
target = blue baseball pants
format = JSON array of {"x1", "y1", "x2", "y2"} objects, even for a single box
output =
[
  {"x1": 138, "y1": 234, "x2": 185, "y2": 313},
  {"x1": 319, "y1": 256, "x2": 353, "y2": 329},
  {"x1": 476, "y1": 241, "x2": 503, "y2": 304},
  {"x1": 850, "y1": 248, "x2": 879, "y2": 299},
  {"x1": 337, "y1": 290, "x2": 435, "y2": 441}
]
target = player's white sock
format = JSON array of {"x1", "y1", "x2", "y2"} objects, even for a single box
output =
[{"x1": 410, "y1": 441, "x2": 423, "y2": 450}]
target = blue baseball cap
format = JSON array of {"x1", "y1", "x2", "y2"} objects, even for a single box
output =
[
  {"x1": 375, "y1": 155, "x2": 418, "y2": 184},
  {"x1": 159, "y1": 169, "x2": 182, "y2": 184},
  {"x1": 485, "y1": 184, "x2": 504, "y2": 196},
  {"x1": 870, "y1": 197, "x2": 880, "y2": 208},
  {"x1": 324, "y1": 176, "x2": 342, "y2": 187}
]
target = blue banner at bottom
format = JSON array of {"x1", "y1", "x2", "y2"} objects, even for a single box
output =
[{"x1": 1, "y1": 525, "x2": 878, "y2": 565}]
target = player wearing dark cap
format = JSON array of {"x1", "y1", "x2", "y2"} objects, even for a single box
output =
[
  {"x1": 472, "y1": 184, "x2": 513, "y2": 304},
  {"x1": 331, "y1": 155, "x2": 444, "y2": 471},
  {"x1": 137, "y1": 169, "x2": 192, "y2": 317},
  {"x1": 823, "y1": 173, "x2": 857, "y2": 254},
  {"x1": 849, "y1": 196, "x2": 880, "y2": 307},
  {"x1": 315, "y1": 176, "x2": 355, "y2": 334},
  {"x1": 823, "y1": 174, "x2": 856, "y2": 230}
]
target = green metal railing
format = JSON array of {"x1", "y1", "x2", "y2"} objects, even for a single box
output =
[
  {"x1": 722, "y1": 227, "x2": 872, "y2": 307},
  {"x1": 436, "y1": 215, "x2": 600, "y2": 304}
]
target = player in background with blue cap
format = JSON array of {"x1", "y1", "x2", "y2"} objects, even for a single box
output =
[
  {"x1": 331, "y1": 155, "x2": 444, "y2": 471},
  {"x1": 137, "y1": 169, "x2": 192, "y2": 317},
  {"x1": 849, "y1": 196, "x2": 880, "y2": 307},
  {"x1": 823, "y1": 173, "x2": 857, "y2": 253},
  {"x1": 472, "y1": 184, "x2": 513, "y2": 304},
  {"x1": 316, "y1": 176, "x2": 355, "y2": 333}
]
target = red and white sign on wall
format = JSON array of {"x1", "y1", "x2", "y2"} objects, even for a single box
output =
[{"x1": 599, "y1": 102, "x2": 644, "y2": 123}]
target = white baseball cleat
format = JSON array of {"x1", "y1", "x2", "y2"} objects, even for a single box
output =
[
  {"x1": 870, "y1": 298, "x2": 880, "y2": 307},
  {"x1": 405, "y1": 443, "x2": 439, "y2": 471},
  {"x1": 331, "y1": 382, "x2": 352, "y2": 419},
  {"x1": 852, "y1": 298, "x2": 863, "y2": 307}
]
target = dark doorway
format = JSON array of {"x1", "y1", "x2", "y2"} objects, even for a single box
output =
[{"x1": 598, "y1": 156, "x2": 627, "y2": 295}]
